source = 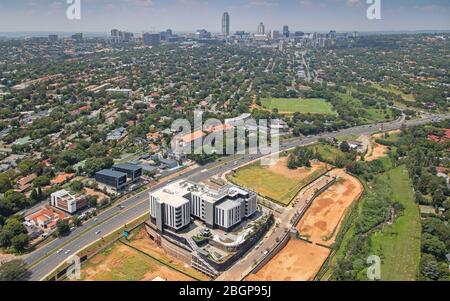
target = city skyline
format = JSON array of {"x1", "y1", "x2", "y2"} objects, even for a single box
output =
[{"x1": 0, "y1": 0, "x2": 450, "y2": 33}]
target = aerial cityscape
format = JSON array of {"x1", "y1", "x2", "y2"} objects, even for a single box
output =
[{"x1": 0, "y1": 0, "x2": 449, "y2": 288}]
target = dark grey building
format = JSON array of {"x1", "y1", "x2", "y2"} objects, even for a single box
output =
[
  {"x1": 283, "y1": 25, "x2": 289, "y2": 38},
  {"x1": 112, "y1": 163, "x2": 143, "y2": 182},
  {"x1": 222, "y1": 12, "x2": 230, "y2": 37},
  {"x1": 71, "y1": 33, "x2": 83, "y2": 42},
  {"x1": 143, "y1": 33, "x2": 161, "y2": 46},
  {"x1": 159, "y1": 158, "x2": 178, "y2": 169},
  {"x1": 48, "y1": 34, "x2": 58, "y2": 42},
  {"x1": 95, "y1": 169, "x2": 127, "y2": 191}
]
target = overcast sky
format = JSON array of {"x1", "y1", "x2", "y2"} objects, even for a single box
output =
[{"x1": 0, "y1": 0, "x2": 449, "y2": 33}]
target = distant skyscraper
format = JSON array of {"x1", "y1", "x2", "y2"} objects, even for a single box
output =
[
  {"x1": 48, "y1": 34, "x2": 58, "y2": 42},
  {"x1": 143, "y1": 33, "x2": 161, "y2": 46},
  {"x1": 283, "y1": 25, "x2": 290, "y2": 38},
  {"x1": 111, "y1": 29, "x2": 119, "y2": 37},
  {"x1": 257, "y1": 22, "x2": 265, "y2": 35},
  {"x1": 272, "y1": 30, "x2": 280, "y2": 40},
  {"x1": 329, "y1": 30, "x2": 337, "y2": 39},
  {"x1": 222, "y1": 12, "x2": 230, "y2": 37},
  {"x1": 71, "y1": 33, "x2": 83, "y2": 42}
]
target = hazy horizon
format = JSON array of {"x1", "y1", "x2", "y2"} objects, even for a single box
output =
[{"x1": 0, "y1": 0, "x2": 449, "y2": 33}]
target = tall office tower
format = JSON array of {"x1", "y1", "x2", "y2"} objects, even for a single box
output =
[
  {"x1": 166, "y1": 29, "x2": 173, "y2": 37},
  {"x1": 48, "y1": 34, "x2": 58, "y2": 42},
  {"x1": 111, "y1": 29, "x2": 119, "y2": 37},
  {"x1": 257, "y1": 22, "x2": 265, "y2": 35},
  {"x1": 283, "y1": 25, "x2": 289, "y2": 38},
  {"x1": 71, "y1": 33, "x2": 83, "y2": 42},
  {"x1": 143, "y1": 33, "x2": 161, "y2": 46},
  {"x1": 329, "y1": 30, "x2": 337, "y2": 39},
  {"x1": 121, "y1": 31, "x2": 134, "y2": 42},
  {"x1": 272, "y1": 30, "x2": 280, "y2": 40},
  {"x1": 222, "y1": 12, "x2": 230, "y2": 37}
]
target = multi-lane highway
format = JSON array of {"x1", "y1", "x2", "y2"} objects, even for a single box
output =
[{"x1": 23, "y1": 113, "x2": 450, "y2": 281}]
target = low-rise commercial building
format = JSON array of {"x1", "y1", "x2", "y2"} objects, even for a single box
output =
[
  {"x1": 112, "y1": 163, "x2": 143, "y2": 182},
  {"x1": 95, "y1": 169, "x2": 128, "y2": 191},
  {"x1": 50, "y1": 190, "x2": 88, "y2": 214}
]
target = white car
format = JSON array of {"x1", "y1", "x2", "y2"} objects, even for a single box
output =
[
  {"x1": 95, "y1": 231, "x2": 102, "y2": 235},
  {"x1": 65, "y1": 250, "x2": 71, "y2": 255},
  {"x1": 56, "y1": 249, "x2": 63, "y2": 254}
]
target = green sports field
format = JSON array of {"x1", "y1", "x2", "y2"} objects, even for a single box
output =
[{"x1": 261, "y1": 98, "x2": 337, "y2": 115}]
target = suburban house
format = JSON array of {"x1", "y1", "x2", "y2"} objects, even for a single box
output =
[
  {"x1": 25, "y1": 207, "x2": 69, "y2": 230},
  {"x1": 16, "y1": 173, "x2": 37, "y2": 192}
]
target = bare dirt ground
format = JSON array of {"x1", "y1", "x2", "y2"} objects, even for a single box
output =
[
  {"x1": 372, "y1": 130, "x2": 401, "y2": 139},
  {"x1": 0, "y1": 253, "x2": 17, "y2": 264},
  {"x1": 246, "y1": 169, "x2": 363, "y2": 281},
  {"x1": 84, "y1": 188, "x2": 109, "y2": 202},
  {"x1": 365, "y1": 131, "x2": 400, "y2": 162},
  {"x1": 82, "y1": 244, "x2": 194, "y2": 281},
  {"x1": 365, "y1": 142, "x2": 388, "y2": 162},
  {"x1": 246, "y1": 240, "x2": 330, "y2": 281},
  {"x1": 80, "y1": 228, "x2": 205, "y2": 281},
  {"x1": 267, "y1": 157, "x2": 327, "y2": 181},
  {"x1": 128, "y1": 228, "x2": 208, "y2": 281},
  {"x1": 296, "y1": 169, "x2": 363, "y2": 246}
]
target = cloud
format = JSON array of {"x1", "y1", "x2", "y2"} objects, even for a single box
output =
[
  {"x1": 299, "y1": 0, "x2": 313, "y2": 8},
  {"x1": 247, "y1": 0, "x2": 279, "y2": 7},
  {"x1": 346, "y1": 0, "x2": 362, "y2": 7},
  {"x1": 413, "y1": 4, "x2": 450, "y2": 12},
  {"x1": 124, "y1": 0, "x2": 154, "y2": 7}
]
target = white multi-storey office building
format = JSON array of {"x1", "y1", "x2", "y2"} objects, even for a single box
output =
[{"x1": 149, "y1": 180, "x2": 257, "y2": 232}]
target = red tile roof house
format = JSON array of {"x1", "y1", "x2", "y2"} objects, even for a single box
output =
[
  {"x1": 16, "y1": 173, "x2": 37, "y2": 192},
  {"x1": 445, "y1": 129, "x2": 450, "y2": 140},
  {"x1": 51, "y1": 173, "x2": 76, "y2": 186},
  {"x1": 69, "y1": 105, "x2": 90, "y2": 116},
  {"x1": 175, "y1": 130, "x2": 206, "y2": 149},
  {"x1": 25, "y1": 206, "x2": 69, "y2": 230},
  {"x1": 428, "y1": 129, "x2": 450, "y2": 144}
]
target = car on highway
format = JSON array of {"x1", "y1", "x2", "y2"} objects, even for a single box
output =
[
  {"x1": 70, "y1": 227, "x2": 76, "y2": 232},
  {"x1": 117, "y1": 204, "x2": 125, "y2": 210},
  {"x1": 56, "y1": 249, "x2": 63, "y2": 254},
  {"x1": 65, "y1": 250, "x2": 71, "y2": 255},
  {"x1": 95, "y1": 231, "x2": 102, "y2": 235}
]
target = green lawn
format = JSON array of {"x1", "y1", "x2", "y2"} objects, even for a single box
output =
[
  {"x1": 228, "y1": 162, "x2": 328, "y2": 205},
  {"x1": 305, "y1": 143, "x2": 345, "y2": 163},
  {"x1": 261, "y1": 98, "x2": 337, "y2": 115},
  {"x1": 369, "y1": 166, "x2": 421, "y2": 281},
  {"x1": 364, "y1": 108, "x2": 395, "y2": 122},
  {"x1": 371, "y1": 83, "x2": 416, "y2": 102},
  {"x1": 376, "y1": 133, "x2": 401, "y2": 145},
  {"x1": 336, "y1": 92, "x2": 396, "y2": 123}
]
